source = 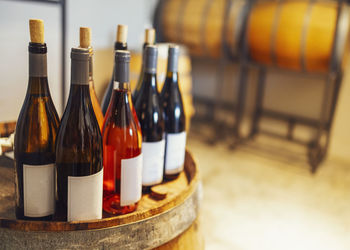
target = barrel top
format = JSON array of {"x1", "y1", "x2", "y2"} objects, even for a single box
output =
[{"x1": 0, "y1": 150, "x2": 199, "y2": 232}]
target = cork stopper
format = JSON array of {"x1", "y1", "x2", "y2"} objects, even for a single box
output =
[
  {"x1": 80, "y1": 27, "x2": 91, "y2": 48},
  {"x1": 150, "y1": 185, "x2": 168, "y2": 200},
  {"x1": 116, "y1": 24, "x2": 128, "y2": 43},
  {"x1": 29, "y1": 19, "x2": 44, "y2": 43},
  {"x1": 145, "y1": 28, "x2": 155, "y2": 44}
]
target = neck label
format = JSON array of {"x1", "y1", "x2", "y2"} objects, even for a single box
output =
[{"x1": 29, "y1": 53, "x2": 47, "y2": 77}]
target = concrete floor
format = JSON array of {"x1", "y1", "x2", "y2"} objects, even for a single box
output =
[{"x1": 187, "y1": 132, "x2": 350, "y2": 250}]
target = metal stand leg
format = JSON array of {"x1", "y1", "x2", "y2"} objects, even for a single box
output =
[
  {"x1": 250, "y1": 67, "x2": 267, "y2": 138},
  {"x1": 229, "y1": 62, "x2": 249, "y2": 148},
  {"x1": 308, "y1": 72, "x2": 342, "y2": 172},
  {"x1": 207, "y1": 57, "x2": 227, "y2": 145}
]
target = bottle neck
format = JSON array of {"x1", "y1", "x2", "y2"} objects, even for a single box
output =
[
  {"x1": 29, "y1": 52, "x2": 47, "y2": 78},
  {"x1": 166, "y1": 71, "x2": 178, "y2": 83},
  {"x1": 28, "y1": 51, "x2": 50, "y2": 95},
  {"x1": 113, "y1": 81, "x2": 130, "y2": 91},
  {"x1": 114, "y1": 42, "x2": 127, "y2": 51},
  {"x1": 142, "y1": 72, "x2": 158, "y2": 89},
  {"x1": 88, "y1": 48, "x2": 93, "y2": 82},
  {"x1": 71, "y1": 58, "x2": 89, "y2": 86},
  {"x1": 114, "y1": 58, "x2": 130, "y2": 91}
]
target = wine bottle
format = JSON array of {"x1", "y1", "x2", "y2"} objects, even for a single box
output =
[
  {"x1": 14, "y1": 19, "x2": 59, "y2": 220},
  {"x1": 79, "y1": 27, "x2": 104, "y2": 131},
  {"x1": 103, "y1": 50, "x2": 142, "y2": 215},
  {"x1": 132, "y1": 28, "x2": 156, "y2": 103},
  {"x1": 160, "y1": 45, "x2": 186, "y2": 180},
  {"x1": 55, "y1": 47, "x2": 103, "y2": 222},
  {"x1": 135, "y1": 45, "x2": 165, "y2": 188},
  {"x1": 101, "y1": 24, "x2": 128, "y2": 115}
]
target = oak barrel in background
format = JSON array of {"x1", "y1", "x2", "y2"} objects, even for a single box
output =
[
  {"x1": 247, "y1": 0, "x2": 350, "y2": 72},
  {"x1": 130, "y1": 43, "x2": 194, "y2": 130},
  {"x1": 159, "y1": 0, "x2": 250, "y2": 58}
]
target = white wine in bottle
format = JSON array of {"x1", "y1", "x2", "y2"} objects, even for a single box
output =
[{"x1": 14, "y1": 19, "x2": 59, "y2": 220}]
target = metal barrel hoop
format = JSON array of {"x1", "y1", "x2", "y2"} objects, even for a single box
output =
[
  {"x1": 329, "y1": 0, "x2": 347, "y2": 74},
  {"x1": 200, "y1": 0, "x2": 214, "y2": 56},
  {"x1": 221, "y1": 0, "x2": 234, "y2": 58},
  {"x1": 152, "y1": 0, "x2": 168, "y2": 42},
  {"x1": 177, "y1": 0, "x2": 189, "y2": 44},
  {"x1": 243, "y1": 0, "x2": 256, "y2": 62},
  {"x1": 300, "y1": 0, "x2": 315, "y2": 72},
  {"x1": 270, "y1": 0, "x2": 284, "y2": 67},
  {"x1": 235, "y1": 0, "x2": 252, "y2": 60}
]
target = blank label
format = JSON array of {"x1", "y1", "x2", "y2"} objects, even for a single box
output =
[
  {"x1": 121, "y1": 153, "x2": 143, "y2": 206},
  {"x1": 142, "y1": 139, "x2": 165, "y2": 186},
  {"x1": 165, "y1": 132, "x2": 187, "y2": 175},
  {"x1": 23, "y1": 163, "x2": 55, "y2": 217},
  {"x1": 68, "y1": 168, "x2": 103, "y2": 222}
]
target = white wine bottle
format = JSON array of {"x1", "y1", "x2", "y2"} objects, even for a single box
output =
[
  {"x1": 14, "y1": 19, "x2": 59, "y2": 220},
  {"x1": 79, "y1": 27, "x2": 104, "y2": 131}
]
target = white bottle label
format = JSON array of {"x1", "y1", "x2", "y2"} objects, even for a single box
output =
[
  {"x1": 68, "y1": 168, "x2": 103, "y2": 222},
  {"x1": 121, "y1": 153, "x2": 143, "y2": 206},
  {"x1": 165, "y1": 132, "x2": 187, "y2": 175},
  {"x1": 142, "y1": 139, "x2": 165, "y2": 186},
  {"x1": 23, "y1": 163, "x2": 55, "y2": 217}
]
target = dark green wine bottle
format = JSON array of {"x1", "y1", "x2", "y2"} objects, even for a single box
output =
[
  {"x1": 55, "y1": 47, "x2": 103, "y2": 222},
  {"x1": 134, "y1": 45, "x2": 165, "y2": 188},
  {"x1": 160, "y1": 45, "x2": 186, "y2": 180}
]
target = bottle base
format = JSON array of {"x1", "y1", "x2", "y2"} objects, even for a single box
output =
[
  {"x1": 164, "y1": 172, "x2": 180, "y2": 181},
  {"x1": 142, "y1": 186, "x2": 151, "y2": 193},
  {"x1": 16, "y1": 210, "x2": 53, "y2": 221},
  {"x1": 103, "y1": 193, "x2": 137, "y2": 215}
]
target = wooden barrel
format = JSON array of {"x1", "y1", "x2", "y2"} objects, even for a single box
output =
[
  {"x1": 0, "y1": 150, "x2": 202, "y2": 249},
  {"x1": 247, "y1": 0, "x2": 350, "y2": 72},
  {"x1": 159, "y1": 0, "x2": 249, "y2": 58},
  {"x1": 130, "y1": 43, "x2": 195, "y2": 130}
]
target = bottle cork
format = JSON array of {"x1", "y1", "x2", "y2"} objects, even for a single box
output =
[
  {"x1": 145, "y1": 28, "x2": 155, "y2": 45},
  {"x1": 150, "y1": 185, "x2": 168, "y2": 200},
  {"x1": 80, "y1": 27, "x2": 91, "y2": 48},
  {"x1": 29, "y1": 19, "x2": 44, "y2": 44},
  {"x1": 116, "y1": 24, "x2": 128, "y2": 43}
]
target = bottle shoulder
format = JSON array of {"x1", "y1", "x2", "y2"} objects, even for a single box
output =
[
  {"x1": 56, "y1": 99, "x2": 101, "y2": 150},
  {"x1": 14, "y1": 95, "x2": 59, "y2": 156}
]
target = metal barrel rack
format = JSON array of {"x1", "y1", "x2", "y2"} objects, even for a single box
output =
[
  {"x1": 155, "y1": 0, "x2": 349, "y2": 172},
  {"x1": 245, "y1": 0, "x2": 348, "y2": 172}
]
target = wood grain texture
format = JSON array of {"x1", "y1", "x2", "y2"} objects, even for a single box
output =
[
  {"x1": 0, "y1": 151, "x2": 201, "y2": 249},
  {"x1": 161, "y1": 0, "x2": 246, "y2": 58},
  {"x1": 247, "y1": 1, "x2": 348, "y2": 72},
  {"x1": 155, "y1": 216, "x2": 204, "y2": 250}
]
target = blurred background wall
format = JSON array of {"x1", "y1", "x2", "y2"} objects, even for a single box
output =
[{"x1": 0, "y1": 0, "x2": 158, "y2": 117}]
